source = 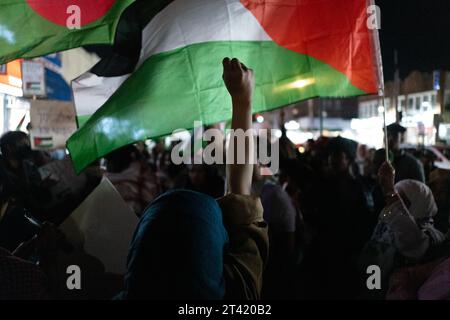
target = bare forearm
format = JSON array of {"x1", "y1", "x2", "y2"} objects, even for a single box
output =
[
  {"x1": 228, "y1": 98, "x2": 253, "y2": 195},
  {"x1": 222, "y1": 56, "x2": 255, "y2": 195}
]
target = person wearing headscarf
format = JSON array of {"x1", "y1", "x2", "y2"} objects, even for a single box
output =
[
  {"x1": 377, "y1": 163, "x2": 445, "y2": 258},
  {"x1": 359, "y1": 162, "x2": 445, "y2": 298},
  {"x1": 116, "y1": 58, "x2": 268, "y2": 300}
]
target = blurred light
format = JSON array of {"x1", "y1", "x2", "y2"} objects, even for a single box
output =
[
  {"x1": 298, "y1": 146, "x2": 305, "y2": 153},
  {"x1": 273, "y1": 78, "x2": 315, "y2": 92},
  {"x1": 286, "y1": 131, "x2": 313, "y2": 144},
  {"x1": 341, "y1": 130, "x2": 356, "y2": 140},
  {"x1": 284, "y1": 120, "x2": 300, "y2": 130},
  {"x1": 256, "y1": 115, "x2": 264, "y2": 123},
  {"x1": 274, "y1": 129, "x2": 282, "y2": 138},
  {"x1": 378, "y1": 106, "x2": 385, "y2": 113},
  {"x1": 439, "y1": 124, "x2": 448, "y2": 139},
  {"x1": 290, "y1": 79, "x2": 315, "y2": 89},
  {"x1": 292, "y1": 108, "x2": 299, "y2": 115}
]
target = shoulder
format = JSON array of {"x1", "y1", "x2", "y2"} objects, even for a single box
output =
[
  {"x1": 400, "y1": 152, "x2": 422, "y2": 165},
  {"x1": 261, "y1": 182, "x2": 289, "y2": 202},
  {"x1": 217, "y1": 193, "x2": 264, "y2": 226}
]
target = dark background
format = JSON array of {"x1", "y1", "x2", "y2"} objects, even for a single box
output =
[{"x1": 378, "y1": 0, "x2": 450, "y2": 79}]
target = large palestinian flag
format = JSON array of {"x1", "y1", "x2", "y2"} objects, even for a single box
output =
[
  {"x1": 68, "y1": 0, "x2": 382, "y2": 173},
  {"x1": 0, "y1": 0, "x2": 134, "y2": 64}
]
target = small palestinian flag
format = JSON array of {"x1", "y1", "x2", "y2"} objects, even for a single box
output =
[
  {"x1": 34, "y1": 136, "x2": 53, "y2": 149},
  {"x1": 0, "y1": 0, "x2": 134, "y2": 64},
  {"x1": 68, "y1": 0, "x2": 382, "y2": 173}
]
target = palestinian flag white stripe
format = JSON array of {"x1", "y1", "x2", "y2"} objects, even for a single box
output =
[
  {"x1": 138, "y1": 0, "x2": 271, "y2": 61},
  {"x1": 73, "y1": 72, "x2": 129, "y2": 121},
  {"x1": 73, "y1": 0, "x2": 271, "y2": 125}
]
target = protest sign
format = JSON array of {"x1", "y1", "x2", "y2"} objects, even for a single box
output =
[
  {"x1": 60, "y1": 177, "x2": 138, "y2": 274},
  {"x1": 29, "y1": 100, "x2": 77, "y2": 150},
  {"x1": 22, "y1": 60, "x2": 46, "y2": 97}
]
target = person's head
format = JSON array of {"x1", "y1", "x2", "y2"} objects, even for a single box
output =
[
  {"x1": 327, "y1": 137, "x2": 357, "y2": 173},
  {"x1": 372, "y1": 148, "x2": 387, "y2": 178},
  {"x1": 104, "y1": 144, "x2": 140, "y2": 173},
  {"x1": 329, "y1": 150, "x2": 350, "y2": 173},
  {"x1": 188, "y1": 164, "x2": 208, "y2": 188},
  {"x1": 395, "y1": 179, "x2": 437, "y2": 219},
  {"x1": 357, "y1": 144, "x2": 368, "y2": 160},
  {"x1": 120, "y1": 190, "x2": 228, "y2": 299},
  {"x1": 279, "y1": 159, "x2": 314, "y2": 195},
  {"x1": 187, "y1": 164, "x2": 224, "y2": 198},
  {"x1": 386, "y1": 123, "x2": 406, "y2": 151},
  {"x1": 305, "y1": 139, "x2": 315, "y2": 152},
  {"x1": 0, "y1": 131, "x2": 32, "y2": 165}
]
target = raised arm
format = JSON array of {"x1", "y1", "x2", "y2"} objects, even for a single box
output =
[{"x1": 222, "y1": 57, "x2": 255, "y2": 195}]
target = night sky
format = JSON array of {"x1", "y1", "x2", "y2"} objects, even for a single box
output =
[{"x1": 378, "y1": 0, "x2": 450, "y2": 80}]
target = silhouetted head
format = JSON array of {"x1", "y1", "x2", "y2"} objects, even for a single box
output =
[
  {"x1": 0, "y1": 131, "x2": 32, "y2": 164},
  {"x1": 386, "y1": 123, "x2": 406, "y2": 151},
  {"x1": 104, "y1": 145, "x2": 140, "y2": 173},
  {"x1": 119, "y1": 190, "x2": 228, "y2": 300}
]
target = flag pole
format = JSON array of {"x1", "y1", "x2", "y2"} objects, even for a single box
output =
[
  {"x1": 369, "y1": 0, "x2": 389, "y2": 162},
  {"x1": 381, "y1": 94, "x2": 389, "y2": 162}
]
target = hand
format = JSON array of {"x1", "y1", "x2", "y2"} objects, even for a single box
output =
[
  {"x1": 378, "y1": 161, "x2": 395, "y2": 195},
  {"x1": 222, "y1": 57, "x2": 254, "y2": 106}
]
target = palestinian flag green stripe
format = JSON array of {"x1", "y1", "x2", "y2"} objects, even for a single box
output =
[{"x1": 68, "y1": 40, "x2": 364, "y2": 173}]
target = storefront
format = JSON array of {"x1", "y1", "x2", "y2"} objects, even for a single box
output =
[{"x1": 0, "y1": 60, "x2": 29, "y2": 133}]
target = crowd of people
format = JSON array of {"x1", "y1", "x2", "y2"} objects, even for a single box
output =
[{"x1": 1, "y1": 58, "x2": 450, "y2": 300}]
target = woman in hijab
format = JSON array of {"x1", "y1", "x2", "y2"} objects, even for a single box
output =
[
  {"x1": 116, "y1": 58, "x2": 268, "y2": 300},
  {"x1": 359, "y1": 162, "x2": 445, "y2": 297},
  {"x1": 377, "y1": 162, "x2": 445, "y2": 259}
]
